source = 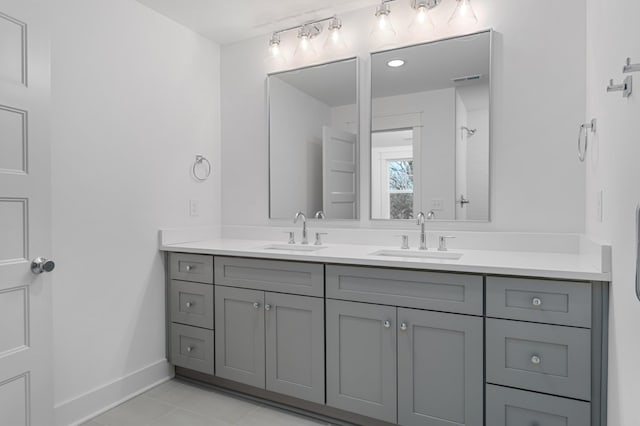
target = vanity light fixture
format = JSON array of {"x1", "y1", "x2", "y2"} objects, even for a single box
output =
[
  {"x1": 323, "y1": 16, "x2": 348, "y2": 54},
  {"x1": 371, "y1": 1, "x2": 396, "y2": 46},
  {"x1": 448, "y1": 0, "x2": 478, "y2": 26},
  {"x1": 409, "y1": 0, "x2": 440, "y2": 34},
  {"x1": 387, "y1": 59, "x2": 405, "y2": 67}
]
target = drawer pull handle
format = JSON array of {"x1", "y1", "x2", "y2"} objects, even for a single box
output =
[
  {"x1": 253, "y1": 302, "x2": 260, "y2": 309},
  {"x1": 400, "y1": 322, "x2": 408, "y2": 331},
  {"x1": 185, "y1": 265, "x2": 193, "y2": 272},
  {"x1": 531, "y1": 297, "x2": 542, "y2": 307},
  {"x1": 531, "y1": 355, "x2": 541, "y2": 365},
  {"x1": 185, "y1": 301, "x2": 194, "y2": 308},
  {"x1": 265, "y1": 304, "x2": 272, "y2": 311},
  {"x1": 383, "y1": 320, "x2": 391, "y2": 328},
  {"x1": 186, "y1": 345, "x2": 194, "y2": 353}
]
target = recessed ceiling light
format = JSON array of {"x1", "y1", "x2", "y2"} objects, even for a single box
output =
[{"x1": 387, "y1": 59, "x2": 405, "y2": 68}]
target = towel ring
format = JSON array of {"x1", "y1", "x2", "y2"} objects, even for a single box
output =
[
  {"x1": 578, "y1": 119, "x2": 596, "y2": 162},
  {"x1": 192, "y1": 155, "x2": 211, "y2": 181}
]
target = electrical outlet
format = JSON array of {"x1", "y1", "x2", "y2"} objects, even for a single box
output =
[
  {"x1": 431, "y1": 199, "x2": 444, "y2": 211},
  {"x1": 189, "y1": 199, "x2": 200, "y2": 217},
  {"x1": 596, "y1": 190, "x2": 603, "y2": 222}
]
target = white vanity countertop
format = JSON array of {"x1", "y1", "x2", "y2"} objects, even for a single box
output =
[{"x1": 160, "y1": 238, "x2": 610, "y2": 281}]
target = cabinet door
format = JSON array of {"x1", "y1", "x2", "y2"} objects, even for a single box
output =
[
  {"x1": 326, "y1": 299, "x2": 397, "y2": 423},
  {"x1": 398, "y1": 308, "x2": 483, "y2": 426},
  {"x1": 215, "y1": 286, "x2": 265, "y2": 388},
  {"x1": 265, "y1": 293, "x2": 324, "y2": 404}
]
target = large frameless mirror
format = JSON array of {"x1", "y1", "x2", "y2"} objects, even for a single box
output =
[
  {"x1": 370, "y1": 30, "x2": 491, "y2": 221},
  {"x1": 268, "y1": 57, "x2": 359, "y2": 220}
]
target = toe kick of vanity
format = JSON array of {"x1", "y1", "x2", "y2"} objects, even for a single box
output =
[{"x1": 164, "y1": 252, "x2": 609, "y2": 426}]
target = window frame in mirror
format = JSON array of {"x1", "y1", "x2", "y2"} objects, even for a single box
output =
[
  {"x1": 369, "y1": 29, "x2": 493, "y2": 223},
  {"x1": 267, "y1": 56, "x2": 361, "y2": 221}
]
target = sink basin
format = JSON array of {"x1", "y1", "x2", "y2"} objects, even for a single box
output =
[
  {"x1": 261, "y1": 243, "x2": 327, "y2": 252},
  {"x1": 370, "y1": 249, "x2": 463, "y2": 260}
]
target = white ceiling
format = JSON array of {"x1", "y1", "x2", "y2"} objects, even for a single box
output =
[
  {"x1": 372, "y1": 31, "x2": 490, "y2": 98},
  {"x1": 272, "y1": 58, "x2": 357, "y2": 107},
  {"x1": 136, "y1": 0, "x2": 382, "y2": 45}
]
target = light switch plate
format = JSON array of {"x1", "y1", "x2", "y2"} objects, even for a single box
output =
[{"x1": 189, "y1": 199, "x2": 200, "y2": 217}]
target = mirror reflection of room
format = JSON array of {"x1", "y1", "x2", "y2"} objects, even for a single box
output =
[
  {"x1": 269, "y1": 58, "x2": 358, "y2": 220},
  {"x1": 370, "y1": 31, "x2": 490, "y2": 222}
]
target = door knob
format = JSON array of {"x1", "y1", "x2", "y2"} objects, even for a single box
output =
[{"x1": 31, "y1": 257, "x2": 55, "y2": 274}]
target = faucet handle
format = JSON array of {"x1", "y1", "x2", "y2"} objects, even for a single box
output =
[
  {"x1": 314, "y1": 232, "x2": 328, "y2": 246},
  {"x1": 395, "y1": 235, "x2": 409, "y2": 249},
  {"x1": 283, "y1": 231, "x2": 295, "y2": 244},
  {"x1": 438, "y1": 235, "x2": 456, "y2": 251}
]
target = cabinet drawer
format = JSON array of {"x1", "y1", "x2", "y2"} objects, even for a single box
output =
[
  {"x1": 487, "y1": 276, "x2": 591, "y2": 327},
  {"x1": 170, "y1": 280, "x2": 214, "y2": 329},
  {"x1": 214, "y1": 256, "x2": 324, "y2": 297},
  {"x1": 486, "y1": 385, "x2": 590, "y2": 426},
  {"x1": 486, "y1": 319, "x2": 591, "y2": 400},
  {"x1": 326, "y1": 265, "x2": 483, "y2": 315},
  {"x1": 170, "y1": 323, "x2": 214, "y2": 375},
  {"x1": 169, "y1": 253, "x2": 213, "y2": 284}
]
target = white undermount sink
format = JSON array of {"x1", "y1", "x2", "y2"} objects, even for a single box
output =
[
  {"x1": 370, "y1": 249, "x2": 464, "y2": 260},
  {"x1": 261, "y1": 243, "x2": 327, "y2": 252}
]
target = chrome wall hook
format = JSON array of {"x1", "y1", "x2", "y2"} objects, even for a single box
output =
[
  {"x1": 623, "y1": 57, "x2": 640, "y2": 74},
  {"x1": 577, "y1": 118, "x2": 596, "y2": 162},
  {"x1": 606, "y1": 76, "x2": 632, "y2": 97}
]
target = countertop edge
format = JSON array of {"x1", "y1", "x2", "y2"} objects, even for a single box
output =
[{"x1": 159, "y1": 241, "x2": 611, "y2": 282}]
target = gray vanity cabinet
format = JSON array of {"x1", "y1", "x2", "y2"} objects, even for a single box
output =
[
  {"x1": 398, "y1": 308, "x2": 483, "y2": 426},
  {"x1": 265, "y1": 292, "x2": 325, "y2": 404},
  {"x1": 326, "y1": 299, "x2": 398, "y2": 423},
  {"x1": 326, "y1": 300, "x2": 483, "y2": 426},
  {"x1": 214, "y1": 257, "x2": 326, "y2": 405},
  {"x1": 214, "y1": 285, "x2": 265, "y2": 388}
]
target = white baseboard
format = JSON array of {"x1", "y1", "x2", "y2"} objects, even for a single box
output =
[{"x1": 54, "y1": 359, "x2": 174, "y2": 426}]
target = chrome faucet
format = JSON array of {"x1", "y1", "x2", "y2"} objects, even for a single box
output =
[
  {"x1": 314, "y1": 210, "x2": 326, "y2": 219},
  {"x1": 294, "y1": 211, "x2": 308, "y2": 244},
  {"x1": 416, "y1": 210, "x2": 435, "y2": 250}
]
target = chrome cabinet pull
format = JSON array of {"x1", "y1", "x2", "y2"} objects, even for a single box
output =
[
  {"x1": 185, "y1": 301, "x2": 194, "y2": 308},
  {"x1": 383, "y1": 320, "x2": 391, "y2": 328},
  {"x1": 400, "y1": 322, "x2": 408, "y2": 331},
  {"x1": 186, "y1": 346, "x2": 194, "y2": 353},
  {"x1": 531, "y1": 297, "x2": 542, "y2": 307},
  {"x1": 530, "y1": 355, "x2": 541, "y2": 365},
  {"x1": 253, "y1": 302, "x2": 260, "y2": 309},
  {"x1": 185, "y1": 264, "x2": 193, "y2": 271},
  {"x1": 265, "y1": 304, "x2": 272, "y2": 311}
]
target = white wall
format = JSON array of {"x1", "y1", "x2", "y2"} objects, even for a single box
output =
[
  {"x1": 454, "y1": 90, "x2": 468, "y2": 220},
  {"x1": 465, "y1": 109, "x2": 490, "y2": 220},
  {"x1": 269, "y1": 78, "x2": 330, "y2": 218},
  {"x1": 51, "y1": 1, "x2": 221, "y2": 424},
  {"x1": 585, "y1": 0, "x2": 640, "y2": 425},
  {"x1": 221, "y1": 0, "x2": 586, "y2": 232}
]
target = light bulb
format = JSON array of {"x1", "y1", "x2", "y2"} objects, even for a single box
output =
[
  {"x1": 371, "y1": 2, "x2": 396, "y2": 47},
  {"x1": 323, "y1": 16, "x2": 347, "y2": 54},
  {"x1": 449, "y1": 0, "x2": 478, "y2": 27},
  {"x1": 294, "y1": 26, "x2": 317, "y2": 61},
  {"x1": 408, "y1": 2, "x2": 435, "y2": 35},
  {"x1": 264, "y1": 33, "x2": 286, "y2": 66}
]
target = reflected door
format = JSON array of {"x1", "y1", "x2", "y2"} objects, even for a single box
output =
[
  {"x1": 322, "y1": 126, "x2": 357, "y2": 219},
  {"x1": 0, "y1": 1, "x2": 53, "y2": 424}
]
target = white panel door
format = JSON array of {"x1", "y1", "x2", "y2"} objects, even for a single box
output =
[
  {"x1": 0, "y1": 1, "x2": 53, "y2": 425},
  {"x1": 322, "y1": 126, "x2": 357, "y2": 219}
]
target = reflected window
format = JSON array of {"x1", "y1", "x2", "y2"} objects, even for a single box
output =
[{"x1": 388, "y1": 160, "x2": 414, "y2": 219}]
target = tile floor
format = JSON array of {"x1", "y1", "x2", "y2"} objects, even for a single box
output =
[{"x1": 82, "y1": 379, "x2": 333, "y2": 426}]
